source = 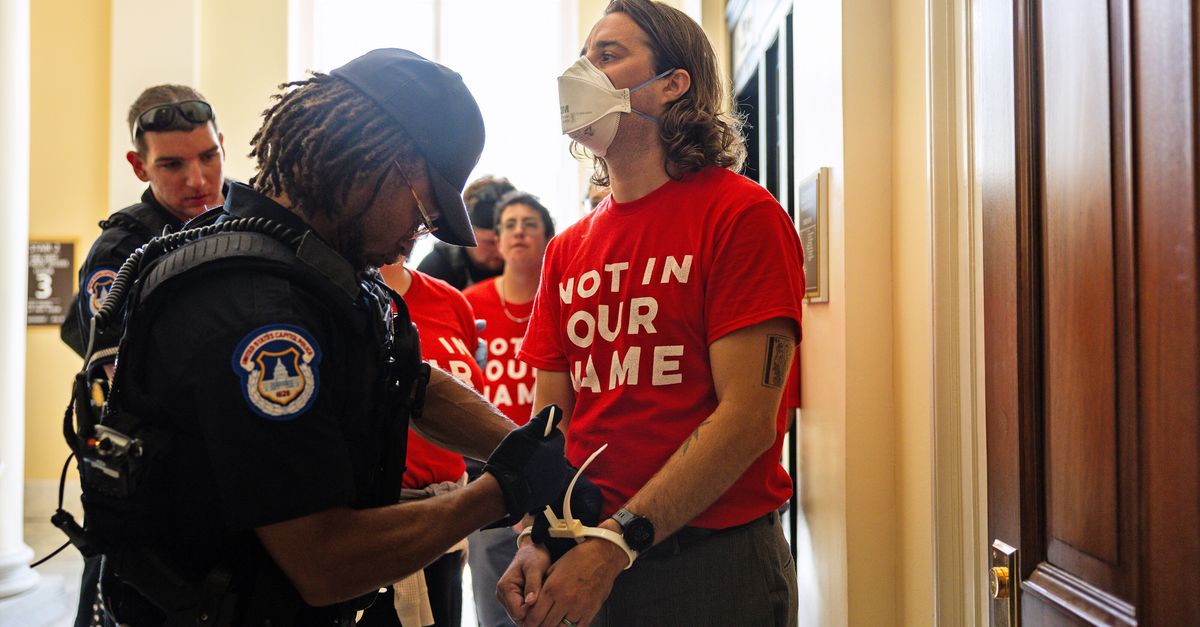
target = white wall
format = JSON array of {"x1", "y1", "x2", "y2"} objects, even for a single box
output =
[{"x1": 791, "y1": 0, "x2": 850, "y2": 623}]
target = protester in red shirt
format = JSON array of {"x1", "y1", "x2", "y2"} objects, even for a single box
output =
[
  {"x1": 465, "y1": 191, "x2": 557, "y2": 425},
  {"x1": 498, "y1": 2, "x2": 805, "y2": 626},
  {"x1": 462, "y1": 191, "x2": 556, "y2": 627}
]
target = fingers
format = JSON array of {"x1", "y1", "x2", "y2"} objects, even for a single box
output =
[
  {"x1": 498, "y1": 545, "x2": 551, "y2": 623},
  {"x1": 496, "y1": 566, "x2": 528, "y2": 623},
  {"x1": 520, "y1": 551, "x2": 547, "y2": 608},
  {"x1": 523, "y1": 543, "x2": 615, "y2": 627},
  {"x1": 524, "y1": 586, "x2": 591, "y2": 627}
]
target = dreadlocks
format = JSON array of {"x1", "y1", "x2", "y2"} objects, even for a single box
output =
[{"x1": 249, "y1": 72, "x2": 420, "y2": 220}]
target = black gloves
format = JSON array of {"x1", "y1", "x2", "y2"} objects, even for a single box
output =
[
  {"x1": 529, "y1": 472, "x2": 603, "y2": 561},
  {"x1": 483, "y1": 404, "x2": 574, "y2": 528}
]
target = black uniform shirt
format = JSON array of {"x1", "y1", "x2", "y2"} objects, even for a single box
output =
[
  {"x1": 113, "y1": 184, "x2": 399, "y2": 622},
  {"x1": 61, "y1": 188, "x2": 184, "y2": 358},
  {"x1": 415, "y1": 241, "x2": 501, "y2": 290}
]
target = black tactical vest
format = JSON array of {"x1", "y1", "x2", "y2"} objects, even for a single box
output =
[{"x1": 67, "y1": 216, "x2": 426, "y2": 626}]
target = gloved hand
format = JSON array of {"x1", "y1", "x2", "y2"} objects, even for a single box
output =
[
  {"x1": 529, "y1": 472, "x2": 603, "y2": 562},
  {"x1": 483, "y1": 404, "x2": 573, "y2": 527}
]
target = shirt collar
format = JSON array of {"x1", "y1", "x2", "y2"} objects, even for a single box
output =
[
  {"x1": 140, "y1": 186, "x2": 183, "y2": 227},
  {"x1": 222, "y1": 182, "x2": 313, "y2": 234}
]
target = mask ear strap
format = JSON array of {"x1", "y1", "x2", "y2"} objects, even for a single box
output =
[
  {"x1": 629, "y1": 67, "x2": 679, "y2": 94},
  {"x1": 630, "y1": 109, "x2": 661, "y2": 124},
  {"x1": 627, "y1": 67, "x2": 680, "y2": 124}
]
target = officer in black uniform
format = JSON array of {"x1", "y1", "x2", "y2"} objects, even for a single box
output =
[
  {"x1": 71, "y1": 49, "x2": 575, "y2": 627},
  {"x1": 60, "y1": 84, "x2": 227, "y2": 627},
  {"x1": 61, "y1": 84, "x2": 227, "y2": 364}
]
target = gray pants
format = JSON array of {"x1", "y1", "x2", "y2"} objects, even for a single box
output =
[
  {"x1": 594, "y1": 512, "x2": 798, "y2": 627},
  {"x1": 467, "y1": 526, "x2": 518, "y2": 627}
]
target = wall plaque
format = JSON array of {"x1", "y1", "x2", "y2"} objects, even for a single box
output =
[
  {"x1": 28, "y1": 241, "x2": 75, "y2": 326},
  {"x1": 796, "y1": 167, "x2": 829, "y2": 303}
]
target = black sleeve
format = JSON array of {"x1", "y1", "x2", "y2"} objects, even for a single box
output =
[
  {"x1": 59, "y1": 225, "x2": 148, "y2": 359},
  {"x1": 143, "y1": 272, "x2": 360, "y2": 530},
  {"x1": 415, "y1": 244, "x2": 466, "y2": 289}
]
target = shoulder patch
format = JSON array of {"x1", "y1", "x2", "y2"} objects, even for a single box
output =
[
  {"x1": 85, "y1": 268, "x2": 118, "y2": 316},
  {"x1": 231, "y1": 325, "x2": 323, "y2": 420}
]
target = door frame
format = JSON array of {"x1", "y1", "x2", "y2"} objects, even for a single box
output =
[{"x1": 929, "y1": 0, "x2": 991, "y2": 624}]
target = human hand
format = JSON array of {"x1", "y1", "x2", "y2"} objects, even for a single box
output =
[
  {"x1": 483, "y1": 404, "x2": 573, "y2": 527},
  {"x1": 521, "y1": 530, "x2": 627, "y2": 627},
  {"x1": 530, "y1": 472, "x2": 603, "y2": 562},
  {"x1": 496, "y1": 540, "x2": 552, "y2": 624}
]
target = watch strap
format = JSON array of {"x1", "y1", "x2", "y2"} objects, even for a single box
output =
[{"x1": 612, "y1": 507, "x2": 638, "y2": 529}]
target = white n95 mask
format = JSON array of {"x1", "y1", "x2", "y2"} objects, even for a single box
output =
[{"x1": 557, "y1": 56, "x2": 676, "y2": 157}]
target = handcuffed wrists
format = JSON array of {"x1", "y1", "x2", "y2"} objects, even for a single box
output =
[{"x1": 576, "y1": 526, "x2": 637, "y2": 569}]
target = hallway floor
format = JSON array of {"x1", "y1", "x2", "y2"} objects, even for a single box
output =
[{"x1": 0, "y1": 512, "x2": 81, "y2": 627}]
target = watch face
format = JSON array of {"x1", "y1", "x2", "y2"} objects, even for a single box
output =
[{"x1": 625, "y1": 517, "x2": 655, "y2": 552}]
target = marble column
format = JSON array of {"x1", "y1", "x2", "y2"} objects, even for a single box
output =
[{"x1": 0, "y1": 0, "x2": 37, "y2": 600}]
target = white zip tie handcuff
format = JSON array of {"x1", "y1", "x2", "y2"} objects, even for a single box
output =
[{"x1": 515, "y1": 409, "x2": 638, "y2": 569}]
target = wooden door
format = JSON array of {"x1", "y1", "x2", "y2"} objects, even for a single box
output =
[{"x1": 976, "y1": 0, "x2": 1200, "y2": 624}]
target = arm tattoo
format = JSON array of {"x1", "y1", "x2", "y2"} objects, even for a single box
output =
[
  {"x1": 762, "y1": 334, "x2": 795, "y2": 389},
  {"x1": 680, "y1": 418, "x2": 713, "y2": 455}
]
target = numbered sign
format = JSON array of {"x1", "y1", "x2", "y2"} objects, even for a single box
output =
[{"x1": 28, "y1": 241, "x2": 74, "y2": 326}]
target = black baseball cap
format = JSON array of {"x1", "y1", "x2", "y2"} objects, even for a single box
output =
[{"x1": 332, "y1": 48, "x2": 485, "y2": 247}]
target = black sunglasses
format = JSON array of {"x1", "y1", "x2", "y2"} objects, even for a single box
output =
[{"x1": 131, "y1": 100, "x2": 215, "y2": 141}]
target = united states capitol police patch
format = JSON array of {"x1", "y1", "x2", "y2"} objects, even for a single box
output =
[
  {"x1": 231, "y1": 325, "x2": 322, "y2": 420},
  {"x1": 85, "y1": 268, "x2": 118, "y2": 316}
]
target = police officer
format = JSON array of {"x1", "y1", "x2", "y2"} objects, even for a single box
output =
[
  {"x1": 81, "y1": 49, "x2": 574, "y2": 626},
  {"x1": 61, "y1": 84, "x2": 228, "y2": 627},
  {"x1": 61, "y1": 84, "x2": 228, "y2": 366}
]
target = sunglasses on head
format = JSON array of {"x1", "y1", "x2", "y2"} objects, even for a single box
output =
[{"x1": 131, "y1": 100, "x2": 214, "y2": 142}]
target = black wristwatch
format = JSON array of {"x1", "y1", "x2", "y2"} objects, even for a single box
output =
[{"x1": 612, "y1": 508, "x2": 655, "y2": 552}]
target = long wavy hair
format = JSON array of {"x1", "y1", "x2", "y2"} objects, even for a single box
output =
[{"x1": 581, "y1": 0, "x2": 747, "y2": 186}]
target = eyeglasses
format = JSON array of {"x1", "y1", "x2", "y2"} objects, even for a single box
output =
[
  {"x1": 498, "y1": 217, "x2": 543, "y2": 234},
  {"x1": 393, "y1": 161, "x2": 439, "y2": 240},
  {"x1": 131, "y1": 100, "x2": 215, "y2": 142}
]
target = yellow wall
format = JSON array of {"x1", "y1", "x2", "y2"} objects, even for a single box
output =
[
  {"x1": 578, "y1": 0, "x2": 608, "y2": 46},
  {"x1": 891, "y1": 0, "x2": 935, "y2": 624},
  {"x1": 198, "y1": 0, "x2": 289, "y2": 182},
  {"x1": 842, "y1": 0, "x2": 897, "y2": 622},
  {"x1": 793, "y1": 0, "x2": 936, "y2": 624},
  {"x1": 25, "y1": 0, "x2": 112, "y2": 481}
]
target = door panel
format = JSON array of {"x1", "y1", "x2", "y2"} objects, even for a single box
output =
[
  {"x1": 977, "y1": 0, "x2": 1200, "y2": 624},
  {"x1": 1133, "y1": 1, "x2": 1200, "y2": 624},
  {"x1": 1040, "y1": 0, "x2": 1125, "y2": 592}
]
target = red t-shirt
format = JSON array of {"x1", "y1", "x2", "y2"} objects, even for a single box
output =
[
  {"x1": 398, "y1": 270, "x2": 482, "y2": 489},
  {"x1": 519, "y1": 167, "x2": 806, "y2": 529},
  {"x1": 463, "y1": 277, "x2": 536, "y2": 426}
]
